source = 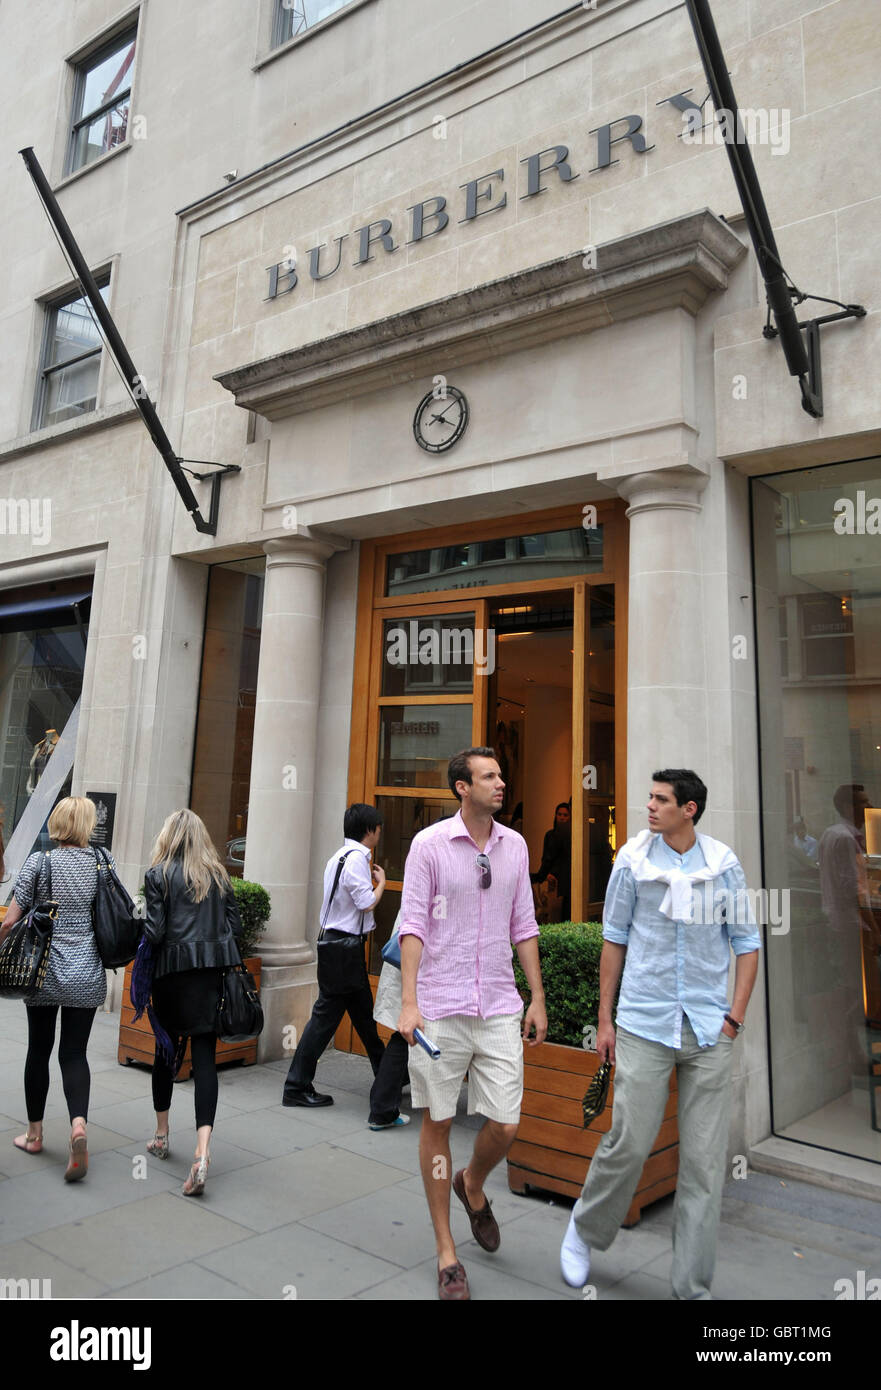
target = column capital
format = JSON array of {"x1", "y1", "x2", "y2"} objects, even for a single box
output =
[
  {"x1": 262, "y1": 533, "x2": 337, "y2": 568},
  {"x1": 616, "y1": 466, "x2": 709, "y2": 518}
]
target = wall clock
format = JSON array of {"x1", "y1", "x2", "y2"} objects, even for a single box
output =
[{"x1": 413, "y1": 385, "x2": 469, "y2": 453}]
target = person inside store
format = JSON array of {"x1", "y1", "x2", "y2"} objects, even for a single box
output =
[
  {"x1": 282, "y1": 803, "x2": 387, "y2": 1108},
  {"x1": 0, "y1": 796, "x2": 112, "y2": 1182},
  {"x1": 139, "y1": 809, "x2": 244, "y2": 1196},
  {"x1": 532, "y1": 801, "x2": 572, "y2": 921}
]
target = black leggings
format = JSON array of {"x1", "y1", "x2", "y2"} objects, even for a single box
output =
[
  {"x1": 24, "y1": 1005, "x2": 97, "y2": 1123},
  {"x1": 151, "y1": 1033, "x2": 218, "y2": 1130}
]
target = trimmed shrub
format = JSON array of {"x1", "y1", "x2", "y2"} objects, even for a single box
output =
[
  {"x1": 513, "y1": 920, "x2": 604, "y2": 1048},
  {"x1": 233, "y1": 878, "x2": 271, "y2": 958}
]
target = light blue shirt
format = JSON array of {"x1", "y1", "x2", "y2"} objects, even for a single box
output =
[{"x1": 602, "y1": 834, "x2": 761, "y2": 1048}]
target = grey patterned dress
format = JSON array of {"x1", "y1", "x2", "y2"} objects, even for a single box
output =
[{"x1": 14, "y1": 847, "x2": 109, "y2": 1009}]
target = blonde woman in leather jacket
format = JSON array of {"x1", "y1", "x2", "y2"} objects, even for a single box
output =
[{"x1": 142, "y1": 810, "x2": 242, "y2": 1196}]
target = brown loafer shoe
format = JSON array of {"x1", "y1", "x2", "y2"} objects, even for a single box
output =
[
  {"x1": 453, "y1": 1168, "x2": 501, "y2": 1253},
  {"x1": 438, "y1": 1261, "x2": 470, "y2": 1300}
]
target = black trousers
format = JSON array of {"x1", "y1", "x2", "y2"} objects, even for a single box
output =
[
  {"x1": 284, "y1": 966, "x2": 385, "y2": 1096},
  {"x1": 152, "y1": 1033, "x2": 219, "y2": 1130},
  {"x1": 368, "y1": 1030, "x2": 410, "y2": 1125},
  {"x1": 24, "y1": 1005, "x2": 97, "y2": 1123}
]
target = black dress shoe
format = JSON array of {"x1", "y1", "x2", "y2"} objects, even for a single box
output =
[{"x1": 283, "y1": 1086, "x2": 334, "y2": 1108}]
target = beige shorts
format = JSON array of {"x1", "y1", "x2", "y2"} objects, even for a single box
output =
[{"x1": 407, "y1": 1011, "x2": 524, "y2": 1124}]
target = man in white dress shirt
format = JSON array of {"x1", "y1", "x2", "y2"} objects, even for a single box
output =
[
  {"x1": 560, "y1": 769, "x2": 760, "y2": 1300},
  {"x1": 283, "y1": 804, "x2": 387, "y2": 1107}
]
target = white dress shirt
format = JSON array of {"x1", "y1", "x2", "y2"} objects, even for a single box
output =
[{"x1": 320, "y1": 838, "x2": 376, "y2": 935}]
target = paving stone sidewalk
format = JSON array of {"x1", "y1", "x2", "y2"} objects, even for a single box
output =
[{"x1": 0, "y1": 999, "x2": 879, "y2": 1301}]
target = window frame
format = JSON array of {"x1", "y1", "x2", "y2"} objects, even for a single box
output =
[
  {"x1": 270, "y1": 0, "x2": 363, "y2": 50},
  {"x1": 32, "y1": 275, "x2": 112, "y2": 433},
  {"x1": 65, "y1": 23, "x2": 138, "y2": 177}
]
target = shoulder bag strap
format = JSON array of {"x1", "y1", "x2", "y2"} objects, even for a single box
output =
[{"x1": 318, "y1": 848, "x2": 360, "y2": 940}]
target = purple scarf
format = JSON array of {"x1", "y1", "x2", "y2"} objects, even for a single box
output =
[{"x1": 130, "y1": 936, "x2": 187, "y2": 1076}]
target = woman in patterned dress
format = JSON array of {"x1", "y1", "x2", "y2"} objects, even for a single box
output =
[{"x1": 0, "y1": 796, "x2": 110, "y2": 1181}]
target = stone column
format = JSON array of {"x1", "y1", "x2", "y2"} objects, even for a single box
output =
[
  {"x1": 244, "y1": 534, "x2": 335, "y2": 1061},
  {"x1": 617, "y1": 468, "x2": 710, "y2": 835}
]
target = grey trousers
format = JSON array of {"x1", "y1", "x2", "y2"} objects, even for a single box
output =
[{"x1": 573, "y1": 1018, "x2": 734, "y2": 1300}]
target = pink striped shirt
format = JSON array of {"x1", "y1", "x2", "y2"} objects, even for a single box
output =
[{"x1": 399, "y1": 809, "x2": 538, "y2": 1019}]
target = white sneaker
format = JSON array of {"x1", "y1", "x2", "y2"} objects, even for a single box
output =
[{"x1": 560, "y1": 1211, "x2": 591, "y2": 1287}]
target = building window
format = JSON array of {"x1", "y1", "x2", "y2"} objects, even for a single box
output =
[
  {"x1": 67, "y1": 26, "x2": 137, "y2": 175},
  {"x1": 34, "y1": 279, "x2": 110, "y2": 430},
  {"x1": 273, "y1": 0, "x2": 351, "y2": 46}
]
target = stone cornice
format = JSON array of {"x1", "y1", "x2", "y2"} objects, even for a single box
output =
[{"x1": 215, "y1": 209, "x2": 746, "y2": 420}]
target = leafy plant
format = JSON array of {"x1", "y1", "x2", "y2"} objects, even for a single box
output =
[
  {"x1": 233, "y1": 878, "x2": 271, "y2": 958},
  {"x1": 513, "y1": 920, "x2": 604, "y2": 1047}
]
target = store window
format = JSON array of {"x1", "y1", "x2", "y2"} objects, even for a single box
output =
[
  {"x1": 34, "y1": 279, "x2": 110, "y2": 430},
  {"x1": 189, "y1": 560, "x2": 265, "y2": 876},
  {"x1": 753, "y1": 459, "x2": 881, "y2": 1164},
  {"x1": 67, "y1": 26, "x2": 137, "y2": 174},
  {"x1": 273, "y1": 0, "x2": 352, "y2": 46},
  {"x1": 0, "y1": 578, "x2": 91, "y2": 888}
]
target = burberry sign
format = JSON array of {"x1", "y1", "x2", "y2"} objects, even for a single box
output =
[{"x1": 265, "y1": 90, "x2": 722, "y2": 299}]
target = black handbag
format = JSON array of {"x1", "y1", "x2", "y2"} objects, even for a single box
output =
[
  {"x1": 316, "y1": 849, "x2": 368, "y2": 996},
  {"x1": 217, "y1": 951, "x2": 264, "y2": 1043},
  {"x1": 91, "y1": 845, "x2": 141, "y2": 969},
  {"x1": 0, "y1": 853, "x2": 57, "y2": 999},
  {"x1": 582, "y1": 1059, "x2": 613, "y2": 1129}
]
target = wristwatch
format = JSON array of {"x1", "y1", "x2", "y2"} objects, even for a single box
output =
[{"x1": 724, "y1": 1013, "x2": 744, "y2": 1034}]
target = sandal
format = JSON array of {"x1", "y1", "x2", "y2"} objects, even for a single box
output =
[
  {"x1": 64, "y1": 1127, "x2": 88, "y2": 1183},
  {"x1": 182, "y1": 1155, "x2": 209, "y2": 1197},
  {"x1": 13, "y1": 1132, "x2": 43, "y2": 1154},
  {"x1": 146, "y1": 1132, "x2": 169, "y2": 1159}
]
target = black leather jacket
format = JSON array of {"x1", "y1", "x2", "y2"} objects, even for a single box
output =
[{"x1": 144, "y1": 860, "x2": 243, "y2": 979}]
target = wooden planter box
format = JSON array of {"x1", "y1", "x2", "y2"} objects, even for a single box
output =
[
  {"x1": 117, "y1": 958, "x2": 262, "y2": 1080},
  {"x1": 508, "y1": 1039, "x2": 678, "y2": 1225}
]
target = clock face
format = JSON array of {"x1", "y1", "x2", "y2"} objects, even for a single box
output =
[{"x1": 413, "y1": 385, "x2": 468, "y2": 453}]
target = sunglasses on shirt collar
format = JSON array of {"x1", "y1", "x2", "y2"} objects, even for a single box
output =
[{"x1": 476, "y1": 852, "x2": 492, "y2": 889}]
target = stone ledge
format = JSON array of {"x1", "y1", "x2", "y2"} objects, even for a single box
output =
[
  {"x1": 0, "y1": 401, "x2": 139, "y2": 463},
  {"x1": 749, "y1": 1135, "x2": 881, "y2": 1204},
  {"x1": 216, "y1": 208, "x2": 747, "y2": 420}
]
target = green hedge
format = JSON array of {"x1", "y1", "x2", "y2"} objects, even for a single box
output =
[
  {"x1": 233, "y1": 878, "x2": 271, "y2": 958},
  {"x1": 513, "y1": 920, "x2": 604, "y2": 1048}
]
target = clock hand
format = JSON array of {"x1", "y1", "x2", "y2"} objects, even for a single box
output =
[{"x1": 430, "y1": 402, "x2": 458, "y2": 423}]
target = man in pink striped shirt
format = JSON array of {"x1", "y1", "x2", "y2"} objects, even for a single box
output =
[{"x1": 398, "y1": 746, "x2": 547, "y2": 1300}]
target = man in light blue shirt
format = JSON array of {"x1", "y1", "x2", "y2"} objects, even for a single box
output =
[{"x1": 561, "y1": 769, "x2": 760, "y2": 1300}]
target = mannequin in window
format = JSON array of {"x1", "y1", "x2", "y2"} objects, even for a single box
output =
[{"x1": 26, "y1": 729, "x2": 59, "y2": 796}]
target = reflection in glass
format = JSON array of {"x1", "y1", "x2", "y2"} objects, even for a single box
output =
[
  {"x1": 386, "y1": 525, "x2": 603, "y2": 596},
  {"x1": 378, "y1": 706, "x2": 473, "y2": 787},
  {"x1": 368, "y1": 888, "x2": 401, "y2": 974},
  {"x1": 70, "y1": 33, "x2": 135, "y2": 172},
  {"x1": 381, "y1": 615, "x2": 474, "y2": 695},
  {"x1": 375, "y1": 795, "x2": 455, "y2": 882},
  {"x1": 754, "y1": 461, "x2": 881, "y2": 1164},
  {"x1": 190, "y1": 561, "x2": 265, "y2": 878},
  {"x1": 0, "y1": 579, "x2": 91, "y2": 861}
]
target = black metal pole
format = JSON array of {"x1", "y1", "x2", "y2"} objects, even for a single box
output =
[
  {"x1": 683, "y1": 0, "x2": 819, "y2": 414},
  {"x1": 19, "y1": 146, "x2": 222, "y2": 532}
]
